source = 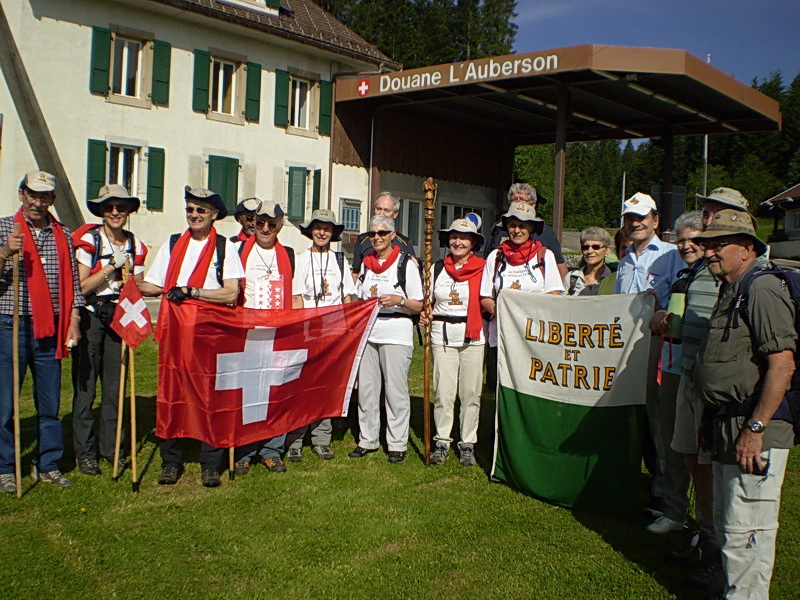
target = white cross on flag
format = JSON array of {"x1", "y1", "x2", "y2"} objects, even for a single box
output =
[{"x1": 111, "y1": 279, "x2": 153, "y2": 348}]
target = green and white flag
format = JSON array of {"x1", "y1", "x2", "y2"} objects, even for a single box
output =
[{"x1": 491, "y1": 289, "x2": 654, "y2": 513}]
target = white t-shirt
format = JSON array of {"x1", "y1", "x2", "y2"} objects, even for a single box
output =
[
  {"x1": 145, "y1": 234, "x2": 244, "y2": 290},
  {"x1": 76, "y1": 228, "x2": 146, "y2": 297},
  {"x1": 480, "y1": 247, "x2": 564, "y2": 346},
  {"x1": 240, "y1": 244, "x2": 307, "y2": 309},
  {"x1": 297, "y1": 250, "x2": 357, "y2": 307},
  {"x1": 357, "y1": 254, "x2": 424, "y2": 346},
  {"x1": 429, "y1": 263, "x2": 485, "y2": 346}
]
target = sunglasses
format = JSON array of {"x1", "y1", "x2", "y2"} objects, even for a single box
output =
[
  {"x1": 185, "y1": 206, "x2": 212, "y2": 215},
  {"x1": 698, "y1": 240, "x2": 733, "y2": 252},
  {"x1": 102, "y1": 203, "x2": 130, "y2": 213},
  {"x1": 367, "y1": 230, "x2": 393, "y2": 238},
  {"x1": 241, "y1": 215, "x2": 255, "y2": 222},
  {"x1": 256, "y1": 220, "x2": 280, "y2": 231},
  {"x1": 581, "y1": 243, "x2": 607, "y2": 251}
]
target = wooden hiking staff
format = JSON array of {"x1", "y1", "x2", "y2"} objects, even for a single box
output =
[
  {"x1": 229, "y1": 448, "x2": 235, "y2": 481},
  {"x1": 112, "y1": 264, "x2": 130, "y2": 481},
  {"x1": 11, "y1": 222, "x2": 22, "y2": 497},
  {"x1": 128, "y1": 349, "x2": 138, "y2": 493},
  {"x1": 422, "y1": 177, "x2": 437, "y2": 466}
]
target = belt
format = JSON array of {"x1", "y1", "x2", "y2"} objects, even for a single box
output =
[{"x1": 432, "y1": 314, "x2": 467, "y2": 344}]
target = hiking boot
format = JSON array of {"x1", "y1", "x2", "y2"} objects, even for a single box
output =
[
  {"x1": 157, "y1": 464, "x2": 182, "y2": 485},
  {"x1": 37, "y1": 469, "x2": 72, "y2": 489},
  {"x1": 666, "y1": 530, "x2": 717, "y2": 566},
  {"x1": 458, "y1": 443, "x2": 477, "y2": 467},
  {"x1": 429, "y1": 443, "x2": 449, "y2": 465},
  {"x1": 685, "y1": 560, "x2": 725, "y2": 594},
  {"x1": 312, "y1": 445, "x2": 334, "y2": 460},
  {"x1": 201, "y1": 469, "x2": 221, "y2": 488},
  {"x1": 262, "y1": 456, "x2": 287, "y2": 473},
  {"x1": 0, "y1": 473, "x2": 16, "y2": 494},
  {"x1": 101, "y1": 456, "x2": 127, "y2": 473},
  {"x1": 348, "y1": 446, "x2": 378, "y2": 459},
  {"x1": 233, "y1": 460, "x2": 250, "y2": 476},
  {"x1": 77, "y1": 457, "x2": 101, "y2": 476},
  {"x1": 647, "y1": 516, "x2": 686, "y2": 534},
  {"x1": 387, "y1": 451, "x2": 406, "y2": 464},
  {"x1": 287, "y1": 448, "x2": 303, "y2": 463}
]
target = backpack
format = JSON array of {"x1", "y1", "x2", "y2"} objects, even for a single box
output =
[
  {"x1": 492, "y1": 245, "x2": 547, "y2": 298},
  {"x1": 72, "y1": 223, "x2": 136, "y2": 275},
  {"x1": 731, "y1": 264, "x2": 800, "y2": 443},
  {"x1": 170, "y1": 232, "x2": 227, "y2": 286}
]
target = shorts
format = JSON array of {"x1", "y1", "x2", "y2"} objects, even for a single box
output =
[{"x1": 671, "y1": 373, "x2": 713, "y2": 465}]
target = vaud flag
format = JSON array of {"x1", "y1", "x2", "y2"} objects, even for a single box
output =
[
  {"x1": 491, "y1": 289, "x2": 654, "y2": 513},
  {"x1": 110, "y1": 279, "x2": 154, "y2": 349},
  {"x1": 156, "y1": 298, "x2": 379, "y2": 448}
]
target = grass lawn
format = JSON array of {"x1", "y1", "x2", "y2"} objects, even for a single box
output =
[{"x1": 1, "y1": 340, "x2": 798, "y2": 599}]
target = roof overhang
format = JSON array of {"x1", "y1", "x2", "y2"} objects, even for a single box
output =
[{"x1": 335, "y1": 44, "x2": 781, "y2": 144}]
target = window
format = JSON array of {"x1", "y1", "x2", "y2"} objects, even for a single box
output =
[
  {"x1": 86, "y1": 139, "x2": 165, "y2": 211},
  {"x1": 341, "y1": 200, "x2": 361, "y2": 232},
  {"x1": 111, "y1": 38, "x2": 142, "y2": 97},
  {"x1": 207, "y1": 155, "x2": 240, "y2": 214},
  {"x1": 193, "y1": 51, "x2": 261, "y2": 123},
  {"x1": 274, "y1": 70, "x2": 332, "y2": 136},
  {"x1": 792, "y1": 211, "x2": 800, "y2": 231},
  {"x1": 290, "y1": 77, "x2": 310, "y2": 129},
  {"x1": 108, "y1": 144, "x2": 139, "y2": 194},
  {"x1": 396, "y1": 199, "x2": 422, "y2": 254},
  {"x1": 211, "y1": 58, "x2": 236, "y2": 115}
]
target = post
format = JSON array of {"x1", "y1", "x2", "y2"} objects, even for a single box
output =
[
  {"x1": 11, "y1": 222, "x2": 22, "y2": 498},
  {"x1": 129, "y1": 350, "x2": 138, "y2": 493},
  {"x1": 422, "y1": 177, "x2": 436, "y2": 466}
]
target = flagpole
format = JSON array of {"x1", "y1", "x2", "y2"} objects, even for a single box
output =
[
  {"x1": 11, "y1": 223, "x2": 22, "y2": 498},
  {"x1": 113, "y1": 263, "x2": 131, "y2": 481},
  {"x1": 422, "y1": 177, "x2": 436, "y2": 467},
  {"x1": 129, "y1": 349, "x2": 138, "y2": 493}
]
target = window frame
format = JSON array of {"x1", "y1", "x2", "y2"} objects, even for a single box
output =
[
  {"x1": 107, "y1": 143, "x2": 141, "y2": 197},
  {"x1": 106, "y1": 27, "x2": 155, "y2": 109}
]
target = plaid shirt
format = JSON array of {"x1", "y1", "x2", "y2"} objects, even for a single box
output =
[{"x1": 0, "y1": 214, "x2": 85, "y2": 316}]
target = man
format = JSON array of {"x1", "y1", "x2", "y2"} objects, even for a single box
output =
[
  {"x1": 694, "y1": 209, "x2": 795, "y2": 599},
  {"x1": 230, "y1": 197, "x2": 260, "y2": 243},
  {"x1": 139, "y1": 186, "x2": 244, "y2": 488},
  {"x1": 485, "y1": 183, "x2": 567, "y2": 278},
  {"x1": 0, "y1": 170, "x2": 84, "y2": 492},
  {"x1": 233, "y1": 200, "x2": 306, "y2": 475},
  {"x1": 350, "y1": 191, "x2": 414, "y2": 275}
]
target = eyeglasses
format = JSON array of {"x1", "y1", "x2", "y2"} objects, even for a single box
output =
[
  {"x1": 367, "y1": 230, "x2": 393, "y2": 238},
  {"x1": 698, "y1": 240, "x2": 733, "y2": 252},
  {"x1": 23, "y1": 189, "x2": 54, "y2": 204},
  {"x1": 102, "y1": 203, "x2": 130, "y2": 214},
  {"x1": 256, "y1": 220, "x2": 280, "y2": 231},
  {"x1": 676, "y1": 238, "x2": 697, "y2": 246},
  {"x1": 241, "y1": 215, "x2": 255, "y2": 222},
  {"x1": 185, "y1": 206, "x2": 211, "y2": 215},
  {"x1": 581, "y1": 243, "x2": 607, "y2": 251}
]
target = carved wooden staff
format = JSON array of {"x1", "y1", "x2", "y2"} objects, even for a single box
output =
[
  {"x1": 112, "y1": 263, "x2": 130, "y2": 482},
  {"x1": 422, "y1": 177, "x2": 437, "y2": 466},
  {"x1": 12, "y1": 222, "x2": 22, "y2": 497}
]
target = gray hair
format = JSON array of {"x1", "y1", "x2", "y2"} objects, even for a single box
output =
[
  {"x1": 674, "y1": 210, "x2": 703, "y2": 236},
  {"x1": 374, "y1": 191, "x2": 400, "y2": 213},
  {"x1": 507, "y1": 183, "x2": 537, "y2": 204},
  {"x1": 579, "y1": 226, "x2": 612, "y2": 248},
  {"x1": 369, "y1": 214, "x2": 395, "y2": 231}
]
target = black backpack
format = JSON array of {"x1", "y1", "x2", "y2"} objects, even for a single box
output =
[{"x1": 170, "y1": 232, "x2": 227, "y2": 286}]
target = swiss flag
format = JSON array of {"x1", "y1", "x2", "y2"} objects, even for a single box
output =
[
  {"x1": 155, "y1": 298, "x2": 379, "y2": 448},
  {"x1": 110, "y1": 279, "x2": 154, "y2": 349}
]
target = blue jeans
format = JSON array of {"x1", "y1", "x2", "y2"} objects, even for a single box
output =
[
  {"x1": 235, "y1": 434, "x2": 286, "y2": 462},
  {"x1": 0, "y1": 314, "x2": 64, "y2": 474}
]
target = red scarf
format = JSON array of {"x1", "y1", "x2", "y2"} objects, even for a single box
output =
[
  {"x1": 239, "y1": 236, "x2": 293, "y2": 309},
  {"x1": 362, "y1": 245, "x2": 401, "y2": 274},
  {"x1": 443, "y1": 253, "x2": 486, "y2": 340},
  {"x1": 236, "y1": 229, "x2": 249, "y2": 242},
  {"x1": 14, "y1": 208, "x2": 74, "y2": 358},
  {"x1": 497, "y1": 239, "x2": 542, "y2": 267},
  {"x1": 163, "y1": 228, "x2": 218, "y2": 290}
]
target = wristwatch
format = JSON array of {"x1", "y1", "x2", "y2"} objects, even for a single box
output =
[
  {"x1": 746, "y1": 418, "x2": 765, "y2": 434},
  {"x1": 192, "y1": 287, "x2": 201, "y2": 299},
  {"x1": 399, "y1": 297, "x2": 405, "y2": 307}
]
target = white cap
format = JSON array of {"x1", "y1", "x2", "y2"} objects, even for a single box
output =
[{"x1": 622, "y1": 192, "x2": 658, "y2": 217}]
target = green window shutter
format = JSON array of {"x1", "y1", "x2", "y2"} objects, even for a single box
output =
[
  {"x1": 287, "y1": 167, "x2": 307, "y2": 221},
  {"x1": 312, "y1": 169, "x2": 322, "y2": 211},
  {"x1": 86, "y1": 139, "x2": 107, "y2": 200},
  {"x1": 208, "y1": 155, "x2": 239, "y2": 214},
  {"x1": 318, "y1": 80, "x2": 332, "y2": 135},
  {"x1": 90, "y1": 27, "x2": 112, "y2": 94},
  {"x1": 274, "y1": 69, "x2": 289, "y2": 127},
  {"x1": 266, "y1": 0, "x2": 280, "y2": 8},
  {"x1": 151, "y1": 40, "x2": 171, "y2": 105},
  {"x1": 146, "y1": 147, "x2": 165, "y2": 210},
  {"x1": 192, "y1": 50, "x2": 211, "y2": 112},
  {"x1": 244, "y1": 62, "x2": 262, "y2": 122}
]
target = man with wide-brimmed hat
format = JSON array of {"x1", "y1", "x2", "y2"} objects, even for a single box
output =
[
  {"x1": 0, "y1": 170, "x2": 84, "y2": 492},
  {"x1": 140, "y1": 186, "x2": 244, "y2": 487},
  {"x1": 230, "y1": 197, "x2": 260, "y2": 243},
  {"x1": 71, "y1": 184, "x2": 148, "y2": 476},
  {"x1": 693, "y1": 209, "x2": 795, "y2": 599}
]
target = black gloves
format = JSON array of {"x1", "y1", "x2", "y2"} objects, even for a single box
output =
[{"x1": 166, "y1": 286, "x2": 192, "y2": 302}]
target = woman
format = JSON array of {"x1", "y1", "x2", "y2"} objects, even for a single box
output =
[
  {"x1": 563, "y1": 226, "x2": 612, "y2": 296},
  {"x1": 71, "y1": 184, "x2": 147, "y2": 476},
  {"x1": 425, "y1": 218, "x2": 486, "y2": 467},
  {"x1": 480, "y1": 202, "x2": 563, "y2": 349},
  {"x1": 350, "y1": 215, "x2": 423, "y2": 464},
  {"x1": 286, "y1": 209, "x2": 357, "y2": 462}
]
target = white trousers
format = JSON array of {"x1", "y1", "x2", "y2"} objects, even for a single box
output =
[
  {"x1": 357, "y1": 342, "x2": 413, "y2": 452},
  {"x1": 432, "y1": 344, "x2": 484, "y2": 445},
  {"x1": 714, "y1": 448, "x2": 789, "y2": 600}
]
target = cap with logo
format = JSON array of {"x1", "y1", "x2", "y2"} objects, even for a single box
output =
[
  {"x1": 184, "y1": 186, "x2": 227, "y2": 219},
  {"x1": 20, "y1": 170, "x2": 56, "y2": 193},
  {"x1": 621, "y1": 192, "x2": 658, "y2": 217},
  {"x1": 235, "y1": 197, "x2": 262, "y2": 217},
  {"x1": 255, "y1": 199, "x2": 285, "y2": 219}
]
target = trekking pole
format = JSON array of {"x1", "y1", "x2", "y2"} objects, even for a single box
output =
[
  {"x1": 422, "y1": 177, "x2": 437, "y2": 466},
  {"x1": 11, "y1": 223, "x2": 22, "y2": 497}
]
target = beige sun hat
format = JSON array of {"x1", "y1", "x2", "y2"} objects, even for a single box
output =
[
  {"x1": 693, "y1": 208, "x2": 766, "y2": 255},
  {"x1": 438, "y1": 217, "x2": 484, "y2": 252}
]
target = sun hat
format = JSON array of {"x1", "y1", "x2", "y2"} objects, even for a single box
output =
[
  {"x1": 693, "y1": 208, "x2": 766, "y2": 255},
  {"x1": 500, "y1": 202, "x2": 542, "y2": 228},
  {"x1": 695, "y1": 187, "x2": 749, "y2": 212},
  {"x1": 185, "y1": 186, "x2": 227, "y2": 219},
  {"x1": 438, "y1": 217, "x2": 484, "y2": 252},
  {"x1": 87, "y1": 184, "x2": 140, "y2": 217},
  {"x1": 300, "y1": 209, "x2": 345, "y2": 242}
]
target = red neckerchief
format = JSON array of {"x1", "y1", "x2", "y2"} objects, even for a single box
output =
[
  {"x1": 239, "y1": 236, "x2": 293, "y2": 309},
  {"x1": 362, "y1": 245, "x2": 401, "y2": 274},
  {"x1": 72, "y1": 224, "x2": 148, "y2": 275},
  {"x1": 163, "y1": 228, "x2": 218, "y2": 290},
  {"x1": 14, "y1": 208, "x2": 74, "y2": 358},
  {"x1": 497, "y1": 239, "x2": 542, "y2": 267},
  {"x1": 236, "y1": 229, "x2": 249, "y2": 242},
  {"x1": 443, "y1": 253, "x2": 486, "y2": 340}
]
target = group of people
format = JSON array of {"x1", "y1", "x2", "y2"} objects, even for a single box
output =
[{"x1": 0, "y1": 172, "x2": 795, "y2": 599}]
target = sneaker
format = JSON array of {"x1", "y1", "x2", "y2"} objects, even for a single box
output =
[
  {"x1": 287, "y1": 448, "x2": 303, "y2": 463},
  {"x1": 685, "y1": 560, "x2": 725, "y2": 594},
  {"x1": 643, "y1": 497, "x2": 665, "y2": 518},
  {"x1": 157, "y1": 464, "x2": 182, "y2": 485},
  {"x1": 37, "y1": 469, "x2": 72, "y2": 488},
  {"x1": 458, "y1": 443, "x2": 477, "y2": 467},
  {"x1": 77, "y1": 457, "x2": 101, "y2": 476},
  {"x1": 262, "y1": 456, "x2": 287, "y2": 473},
  {"x1": 201, "y1": 469, "x2": 221, "y2": 488},
  {"x1": 387, "y1": 451, "x2": 406, "y2": 464},
  {"x1": 348, "y1": 446, "x2": 378, "y2": 459},
  {"x1": 233, "y1": 460, "x2": 250, "y2": 476},
  {"x1": 430, "y1": 443, "x2": 449, "y2": 465},
  {"x1": 312, "y1": 445, "x2": 335, "y2": 460},
  {"x1": 0, "y1": 473, "x2": 16, "y2": 494},
  {"x1": 647, "y1": 515, "x2": 687, "y2": 534}
]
